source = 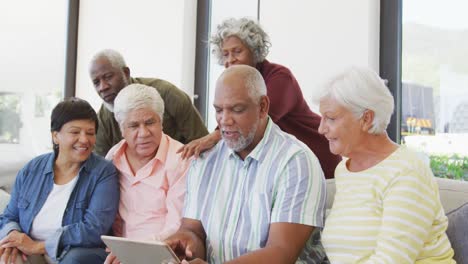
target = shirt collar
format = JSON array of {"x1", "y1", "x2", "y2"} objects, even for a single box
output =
[
  {"x1": 154, "y1": 134, "x2": 169, "y2": 164},
  {"x1": 44, "y1": 151, "x2": 95, "y2": 176},
  {"x1": 255, "y1": 59, "x2": 269, "y2": 73},
  {"x1": 111, "y1": 133, "x2": 170, "y2": 165},
  {"x1": 227, "y1": 117, "x2": 274, "y2": 163}
]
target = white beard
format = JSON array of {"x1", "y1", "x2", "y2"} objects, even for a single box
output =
[
  {"x1": 102, "y1": 73, "x2": 129, "y2": 112},
  {"x1": 223, "y1": 122, "x2": 258, "y2": 152}
]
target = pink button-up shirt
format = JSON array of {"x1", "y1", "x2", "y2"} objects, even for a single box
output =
[{"x1": 106, "y1": 133, "x2": 190, "y2": 240}]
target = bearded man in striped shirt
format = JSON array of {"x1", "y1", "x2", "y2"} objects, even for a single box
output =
[{"x1": 165, "y1": 65, "x2": 327, "y2": 264}]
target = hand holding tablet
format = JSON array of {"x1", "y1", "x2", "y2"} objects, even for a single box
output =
[{"x1": 101, "y1": 235, "x2": 180, "y2": 264}]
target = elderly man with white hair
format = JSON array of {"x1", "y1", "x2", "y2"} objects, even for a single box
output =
[
  {"x1": 89, "y1": 49, "x2": 208, "y2": 156},
  {"x1": 165, "y1": 65, "x2": 327, "y2": 264},
  {"x1": 318, "y1": 67, "x2": 455, "y2": 263},
  {"x1": 103, "y1": 84, "x2": 191, "y2": 264}
]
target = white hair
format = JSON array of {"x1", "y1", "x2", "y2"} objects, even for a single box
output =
[
  {"x1": 220, "y1": 64, "x2": 267, "y2": 101},
  {"x1": 211, "y1": 17, "x2": 271, "y2": 65},
  {"x1": 318, "y1": 66, "x2": 394, "y2": 134},
  {"x1": 114, "y1": 84, "x2": 165, "y2": 127},
  {"x1": 89, "y1": 49, "x2": 127, "y2": 71}
]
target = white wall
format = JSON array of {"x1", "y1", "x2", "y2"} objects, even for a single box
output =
[
  {"x1": 0, "y1": 1, "x2": 67, "y2": 186},
  {"x1": 205, "y1": 1, "x2": 380, "y2": 127},
  {"x1": 260, "y1": 0, "x2": 380, "y2": 111},
  {"x1": 75, "y1": 1, "x2": 381, "y2": 125},
  {"x1": 75, "y1": 0, "x2": 198, "y2": 110}
]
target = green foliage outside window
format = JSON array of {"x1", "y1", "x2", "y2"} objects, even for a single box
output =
[{"x1": 430, "y1": 154, "x2": 468, "y2": 181}]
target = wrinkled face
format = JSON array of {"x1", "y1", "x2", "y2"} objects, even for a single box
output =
[
  {"x1": 221, "y1": 36, "x2": 256, "y2": 68},
  {"x1": 90, "y1": 57, "x2": 129, "y2": 105},
  {"x1": 214, "y1": 76, "x2": 266, "y2": 157},
  {"x1": 121, "y1": 108, "x2": 162, "y2": 160},
  {"x1": 318, "y1": 97, "x2": 364, "y2": 157},
  {"x1": 52, "y1": 119, "x2": 96, "y2": 164}
]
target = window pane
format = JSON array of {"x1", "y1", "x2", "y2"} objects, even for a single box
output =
[
  {"x1": 0, "y1": 1, "x2": 67, "y2": 189},
  {"x1": 402, "y1": 0, "x2": 468, "y2": 180}
]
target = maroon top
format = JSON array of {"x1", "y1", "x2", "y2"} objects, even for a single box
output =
[{"x1": 257, "y1": 60, "x2": 341, "y2": 179}]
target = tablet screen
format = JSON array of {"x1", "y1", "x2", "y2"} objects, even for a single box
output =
[{"x1": 101, "y1": 235, "x2": 180, "y2": 264}]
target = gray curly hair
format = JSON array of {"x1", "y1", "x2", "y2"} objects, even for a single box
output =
[{"x1": 211, "y1": 18, "x2": 271, "y2": 65}]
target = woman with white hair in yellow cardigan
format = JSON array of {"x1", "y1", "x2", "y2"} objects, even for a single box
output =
[{"x1": 319, "y1": 67, "x2": 455, "y2": 263}]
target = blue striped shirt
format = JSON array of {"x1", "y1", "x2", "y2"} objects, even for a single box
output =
[{"x1": 184, "y1": 118, "x2": 327, "y2": 263}]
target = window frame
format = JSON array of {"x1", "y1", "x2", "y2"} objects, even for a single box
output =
[
  {"x1": 64, "y1": 0, "x2": 80, "y2": 98},
  {"x1": 380, "y1": 0, "x2": 403, "y2": 143}
]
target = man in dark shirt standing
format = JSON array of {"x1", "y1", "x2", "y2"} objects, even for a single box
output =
[{"x1": 89, "y1": 49, "x2": 208, "y2": 156}]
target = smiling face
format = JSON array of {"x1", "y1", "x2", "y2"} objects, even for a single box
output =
[
  {"x1": 318, "y1": 96, "x2": 366, "y2": 157},
  {"x1": 52, "y1": 119, "x2": 96, "y2": 164},
  {"x1": 214, "y1": 72, "x2": 268, "y2": 159},
  {"x1": 121, "y1": 107, "x2": 162, "y2": 160},
  {"x1": 89, "y1": 57, "x2": 129, "y2": 105},
  {"x1": 221, "y1": 36, "x2": 256, "y2": 68}
]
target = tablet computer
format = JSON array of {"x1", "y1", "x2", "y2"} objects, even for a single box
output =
[{"x1": 101, "y1": 235, "x2": 180, "y2": 264}]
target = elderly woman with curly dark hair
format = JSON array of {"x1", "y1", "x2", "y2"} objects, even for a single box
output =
[{"x1": 179, "y1": 17, "x2": 341, "y2": 179}]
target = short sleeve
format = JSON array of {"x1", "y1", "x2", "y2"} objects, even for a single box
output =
[{"x1": 271, "y1": 151, "x2": 326, "y2": 227}]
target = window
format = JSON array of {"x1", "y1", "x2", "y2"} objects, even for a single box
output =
[
  {"x1": 0, "y1": 1, "x2": 68, "y2": 189},
  {"x1": 401, "y1": 0, "x2": 468, "y2": 180}
]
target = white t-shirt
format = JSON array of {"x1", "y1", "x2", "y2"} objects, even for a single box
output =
[{"x1": 30, "y1": 175, "x2": 79, "y2": 241}]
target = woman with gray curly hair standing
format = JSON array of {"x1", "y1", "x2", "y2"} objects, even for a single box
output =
[{"x1": 179, "y1": 17, "x2": 341, "y2": 179}]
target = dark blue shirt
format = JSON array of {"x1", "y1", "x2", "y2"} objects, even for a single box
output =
[{"x1": 0, "y1": 152, "x2": 119, "y2": 261}]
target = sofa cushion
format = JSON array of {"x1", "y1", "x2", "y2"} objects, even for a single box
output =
[
  {"x1": 437, "y1": 177, "x2": 468, "y2": 213},
  {"x1": 446, "y1": 202, "x2": 468, "y2": 264}
]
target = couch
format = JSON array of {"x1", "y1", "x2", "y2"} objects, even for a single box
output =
[
  {"x1": 0, "y1": 178, "x2": 466, "y2": 262},
  {"x1": 325, "y1": 177, "x2": 468, "y2": 264}
]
